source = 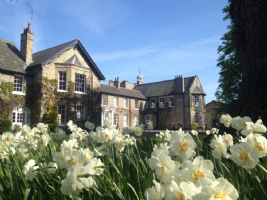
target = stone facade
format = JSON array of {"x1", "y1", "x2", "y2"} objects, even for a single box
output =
[
  {"x1": 0, "y1": 24, "x2": 104, "y2": 129},
  {"x1": 205, "y1": 100, "x2": 220, "y2": 130}
]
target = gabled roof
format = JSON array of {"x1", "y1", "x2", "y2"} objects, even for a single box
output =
[
  {"x1": 100, "y1": 84, "x2": 147, "y2": 100},
  {"x1": 133, "y1": 76, "x2": 195, "y2": 98},
  {"x1": 191, "y1": 85, "x2": 206, "y2": 95},
  {"x1": 28, "y1": 39, "x2": 105, "y2": 80},
  {"x1": 0, "y1": 39, "x2": 34, "y2": 75}
]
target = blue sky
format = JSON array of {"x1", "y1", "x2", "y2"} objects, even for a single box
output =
[{"x1": 0, "y1": 0, "x2": 229, "y2": 104}]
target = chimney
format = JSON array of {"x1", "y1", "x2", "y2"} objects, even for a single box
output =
[
  {"x1": 174, "y1": 75, "x2": 184, "y2": 94},
  {"x1": 20, "y1": 23, "x2": 33, "y2": 64},
  {"x1": 109, "y1": 80, "x2": 114, "y2": 86},
  {"x1": 114, "y1": 76, "x2": 120, "y2": 88}
]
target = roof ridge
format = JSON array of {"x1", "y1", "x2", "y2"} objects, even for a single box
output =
[
  {"x1": 33, "y1": 39, "x2": 78, "y2": 55},
  {"x1": 135, "y1": 76, "x2": 195, "y2": 86},
  {"x1": 101, "y1": 83, "x2": 139, "y2": 92}
]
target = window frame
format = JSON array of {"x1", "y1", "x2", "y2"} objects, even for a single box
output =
[
  {"x1": 150, "y1": 98, "x2": 156, "y2": 108},
  {"x1": 103, "y1": 95, "x2": 108, "y2": 106},
  {"x1": 74, "y1": 105, "x2": 85, "y2": 120},
  {"x1": 12, "y1": 75, "x2": 25, "y2": 95},
  {"x1": 169, "y1": 96, "x2": 175, "y2": 107},
  {"x1": 58, "y1": 72, "x2": 67, "y2": 92},
  {"x1": 124, "y1": 98, "x2": 128, "y2": 109},
  {"x1": 195, "y1": 95, "x2": 199, "y2": 107},
  {"x1": 114, "y1": 114, "x2": 119, "y2": 126},
  {"x1": 135, "y1": 115, "x2": 139, "y2": 126},
  {"x1": 135, "y1": 100, "x2": 139, "y2": 110},
  {"x1": 114, "y1": 96, "x2": 118, "y2": 107},
  {"x1": 124, "y1": 114, "x2": 128, "y2": 127},
  {"x1": 75, "y1": 73, "x2": 86, "y2": 94},
  {"x1": 145, "y1": 115, "x2": 150, "y2": 124},
  {"x1": 57, "y1": 105, "x2": 66, "y2": 126},
  {"x1": 195, "y1": 112, "x2": 199, "y2": 123},
  {"x1": 159, "y1": 97, "x2": 165, "y2": 108}
]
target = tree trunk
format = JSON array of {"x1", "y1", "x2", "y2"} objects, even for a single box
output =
[{"x1": 228, "y1": 0, "x2": 267, "y2": 124}]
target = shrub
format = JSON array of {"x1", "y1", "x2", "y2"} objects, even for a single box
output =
[
  {"x1": 0, "y1": 119, "x2": 12, "y2": 133},
  {"x1": 44, "y1": 101, "x2": 58, "y2": 132},
  {"x1": 191, "y1": 122, "x2": 199, "y2": 130}
]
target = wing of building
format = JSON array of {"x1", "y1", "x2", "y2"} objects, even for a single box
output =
[{"x1": 0, "y1": 23, "x2": 105, "y2": 129}]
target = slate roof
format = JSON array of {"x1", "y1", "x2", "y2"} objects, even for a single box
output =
[
  {"x1": 144, "y1": 108, "x2": 157, "y2": 114},
  {"x1": 28, "y1": 39, "x2": 105, "y2": 80},
  {"x1": 133, "y1": 76, "x2": 196, "y2": 98},
  {"x1": 0, "y1": 39, "x2": 34, "y2": 75},
  {"x1": 191, "y1": 85, "x2": 206, "y2": 95},
  {"x1": 100, "y1": 84, "x2": 147, "y2": 100}
]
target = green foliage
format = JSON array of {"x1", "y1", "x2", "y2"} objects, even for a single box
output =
[
  {"x1": 58, "y1": 92, "x2": 69, "y2": 96},
  {"x1": 44, "y1": 101, "x2": 58, "y2": 132},
  {"x1": 43, "y1": 77, "x2": 57, "y2": 87},
  {"x1": 0, "y1": 81, "x2": 14, "y2": 95},
  {"x1": 191, "y1": 122, "x2": 199, "y2": 130},
  {"x1": 215, "y1": 0, "x2": 242, "y2": 113},
  {"x1": 8, "y1": 94, "x2": 24, "y2": 100},
  {"x1": 0, "y1": 119, "x2": 12, "y2": 133}
]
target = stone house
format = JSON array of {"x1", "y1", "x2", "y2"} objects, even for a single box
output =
[
  {"x1": 205, "y1": 100, "x2": 220, "y2": 130},
  {"x1": 0, "y1": 23, "x2": 105, "y2": 129},
  {"x1": 133, "y1": 75, "x2": 206, "y2": 130},
  {"x1": 99, "y1": 77, "x2": 147, "y2": 129}
]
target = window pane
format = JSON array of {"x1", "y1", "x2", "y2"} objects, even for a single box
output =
[
  {"x1": 103, "y1": 95, "x2": 108, "y2": 106},
  {"x1": 58, "y1": 105, "x2": 66, "y2": 124},
  {"x1": 75, "y1": 73, "x2": 86, "y2": 93},
  {"x1": 14, "y1": 76, "x2": 24, "y2": 92},
  {"x1": 135, "y1": 100, "x2": 138, "y2": 109},
  {"x1": 59, "y1": 72, "x2": 67, "y2": 91}
]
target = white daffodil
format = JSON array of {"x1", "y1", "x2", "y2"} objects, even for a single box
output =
[
  {"x1": 132, "y1": 126, "x2": 143, "y2": 136},
  {"x1": 191, "y1": 130, "x2": 198, "y2": 136},
  {"x1": 169, "y1": 131, "x2": 197, "y2": 161},
  {"x1": 246, "y1": 134, "x2": 267, "y2": 158},
  {"x1": 87, "y1": 158, "x2": 105, "y2": 176},
  {"x1": 81, "y1": 148, "x2": 94, "y2": 163},
  {"x1": 41, "y1": 134, "x2": 51, "y2": 147},
  {"x1": 17, "y1": 147, "x2": 29, "y2": 159},
  {"x1": 222, "y1": 133, "x2": 234, "y2": 147},
  {"x1": 85, "y1": 121, "x2": 95, "y2": 131},
  {"x1": 60, "y1": 139, "x2": 78, "y2": 152},
  {"x1": 21, "y1": 124, "x2": 32, "y2": 136},
  {"x1": 210, "y1": 128, "x2": 219, "y2": 134},
  {"x1": 144, "y1": 180, "x2": 166, "y2": 200},
  {"x1": 53, "y1": 151, "x2": 65, "y2": 169},
  {"x1": 206, "y1": 130, "x2": 211, "y2": 135},
  {"x1": 220, "y1": 114, "x2": 232, "y2": 127},
  {"x1": 36, "y1": 123, "x2": 49, "y2": 134},
  {"x1": 0, "y1": 141, "x2": 7, "y2": 153},
  {"x1": 147, "y1": 121, "x2": 154, "y2": 130},
  {"x1": 231, "y1": 116, "x2": 252, "y2": 131},
  {"x1": 63, "y1": 150, "x2": 85, "y2": 169},
  {"x1": 210, "y1": 135, "x2": 231, "y2": 160},
  {"x1": 165, "y1": 180, "x2": 201, "y2": 200},
  {"x1": 181, "y1": 156, "x2": 215, "y2": 187},
  {"x1": 2, "y1": 132, "x2": 15, "y2": 146},
  {"x1": 241, "y1": 119, "x2": 267, "y2": 136},
  {"x1": 193, "y1": 178, "x2": 239, "y2": 200},
  {"x1": 22, "y1": 159, "x2": 39, "y2": 181},
  {"x1": 230, "y1": 142, "x2": 261, "y2": 169},
  {"x1": 148, "y1": 148, "x2": 175, "y2": 178}
]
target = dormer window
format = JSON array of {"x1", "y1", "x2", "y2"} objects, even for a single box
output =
[
  {"x1": 195, "y1": 96, "x2": 199, "y2": 106},
  {"x1": 75, "y1": 73, "x2": 86, "y2": 94},
  {"x1": 58, "y1": 72, "x2": 67, "y2": 92},
  {"x1": 12, "y1": 75, "x2": 25, "y2": 95},
  {"x1": 151, "y1": 98, "x2": 155, "y2": 108},
  {"x1": 159, "y1": 97, "x2": 165, "y2": 108}
]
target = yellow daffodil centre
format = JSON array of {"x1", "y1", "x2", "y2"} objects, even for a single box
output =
[
  {"x1": 180, "y1": 142, "x2": 189, "y2": 152},
  {"x1": 239, "y1": 151, "x2": 250, "y2": 161},
  {"x1": 214, "y1": 194, "x2": 226, "y2": 199},
  {"x1": 68, "y1": 158, "x2": 77, "y2": 166},
  {"x1": 193, "y1": 169, "x2": 205, "y2": 182}
]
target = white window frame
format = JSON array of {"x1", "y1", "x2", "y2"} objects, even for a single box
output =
[
  {"x1": 135, "y1": 115, "x2": 139, "y2": 126},
  {"x1": 195, "y1": 112, "x2": 199, "y2": 123},
  {"x1": 135, "y1": 100, "x2": 139, "y2": 110},
  {"x1": 12, "y1": 106, "x2": 30, "y2": 128},
  {"x1": 57, "y1": 105, "x2": 66, "y2": 126},
  {"x1": 150, "y1": 98, "x2": 156, "y2": 108},
  {"x1": 12, "y1": 75, "x2": 25, "y2": 95},
  {"x1": 114, "y1": 114, "x2": 119, "y2": 126},
  {"x1": 58, "y1": 72, "x2": 67, "y2": 92},
  {"x1": 103, "y1": 95, "x2": 108, "y2": 106},
  {"x1": 114, "y1": 96, "x2": 118, "y2": 107},
  {"x1": 124, "y1": 98, "x2": 128, "y2": 109},
  {"x1": 159, "y1": 97, "x2": 165, "y2": 108},
  {"x1": 74, "y1": 105, "x2": 85, "y2": 120},
  {"x1": 75, "y1": 73, "x2": 86, "y2": 94},
  {"x1": 169, "y1": 96, "x2": 175, "y2": 107},
  {"x1": 124, "y1": 115, "x2": 128, "y2": 127},
  {"x1": 195, "y1": 96, "x2": 199, "y2": 107},
  {"x1": 145, "y1": 115, "x2": 150, "y2": 124}
]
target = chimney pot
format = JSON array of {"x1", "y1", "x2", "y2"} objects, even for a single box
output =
[{"x1": 28, "y1": 23, "x2": 31, "y2": 32}]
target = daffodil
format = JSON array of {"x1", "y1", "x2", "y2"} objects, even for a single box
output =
[
  {"x1": 210, "y1": 135, "x2": 231, "y2": 160},
  {"x1": 220, "y1": 114, "x2": 232, "y2": 127},
  {"x1": 144, "y1": 180, "x2": 166, "y2": 200},
  {"x1": 22, "y1": 159, "x2": 39, "y2": 181}
]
